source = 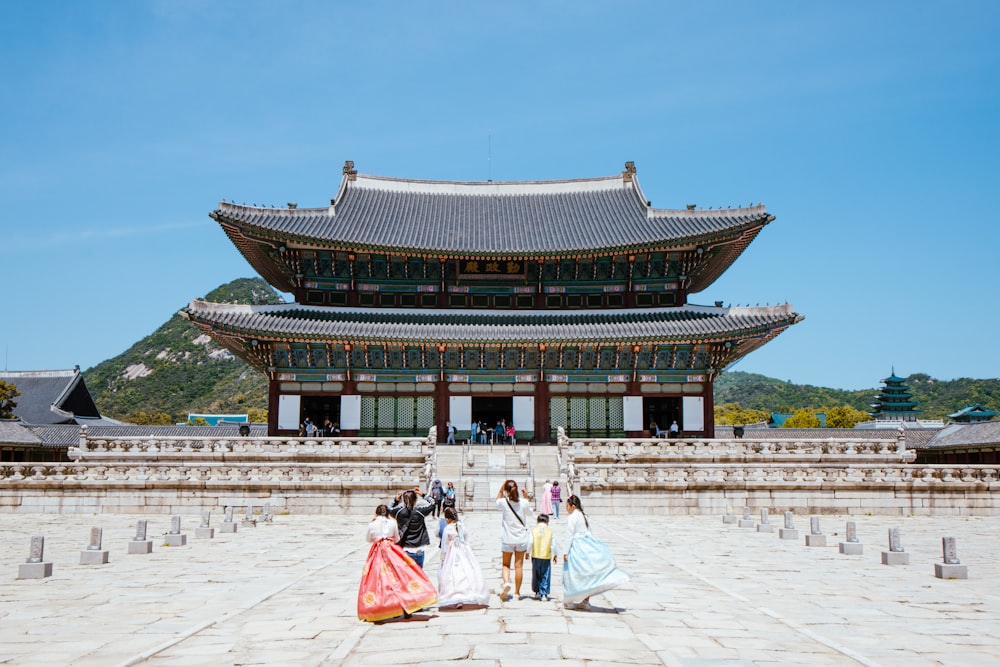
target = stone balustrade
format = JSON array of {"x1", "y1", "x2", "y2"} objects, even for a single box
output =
[
  {"x1": 70, "y1": 435, "x2": 430, "y2": 459},
  {"x1": 560, "y1": 436, "x2": 914, "y2": 463}
]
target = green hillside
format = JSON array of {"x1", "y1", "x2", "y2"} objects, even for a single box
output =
[
  {"x1": 84, "y1": 278, "x2": 282, "y2": 423},
  {"x1": 82, "y1": 279, "x2": 1000, "y2": 425}
]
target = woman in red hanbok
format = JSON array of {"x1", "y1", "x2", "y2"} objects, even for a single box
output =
[{"x1": 357, "y1": 504, "x2": 438, "y2": 622}]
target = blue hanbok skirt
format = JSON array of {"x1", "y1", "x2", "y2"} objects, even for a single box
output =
[{"x1": 562, "y1": 534, "x2": 630, "y2": 603}]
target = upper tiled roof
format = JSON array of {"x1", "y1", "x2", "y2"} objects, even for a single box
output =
[
  {"x1": 213, "y1": 167, "x2": 773, "y2": 256},
  {"x1": 183, "y1": 301, "x2": 802, "y2": 345},
  {"x1": 0, "y1": 420, "x2": 42, "y2": 445},
  {"x1": 0, "y1": 369, "x2": 101, "y2": 425}
]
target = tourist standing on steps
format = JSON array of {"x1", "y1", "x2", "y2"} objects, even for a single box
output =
[
  {"x1": 444, "y1": 481, "x2": 457, "y2": 510},
  {"x1": 438, "y1": 507, "x2": 490, "y2": 608},
  {"x1": 470, "y1": 420, "x2": 479, "y2": 445},
  {"x1": 549, "y1": 480, "x2": 562, "y2": 519},
  {"x1": 496, "y1": 479, "x2": 532, "y2": 601},
  {"x1": 357, "y1": 504, "x2": 437, "y2": 622},
  {"x1": 430, "y1": 479, "x2": 445, "y2": 517},
  {"x1": 561, "y1": 494, "x2": 630, "y2": 610},
  {"x1": 538, "y1": 480, "x2": 553, "y2": 517},
  {"x1": 446, "y1": 420, "x2": 457, "y2": 445},
  {"x1": 389, "y1": 489, "x2": 435, "y2": 569}
]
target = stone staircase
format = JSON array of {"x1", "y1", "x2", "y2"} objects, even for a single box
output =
[{"x1": 434, "y1": 444, "x2": 561, "y2": 513}]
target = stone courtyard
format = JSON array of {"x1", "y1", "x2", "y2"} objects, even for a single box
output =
[{"x1": 2, "y1": 509, "x2": 998, "y2": 666}]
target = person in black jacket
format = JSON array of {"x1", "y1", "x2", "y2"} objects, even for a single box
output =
[{"x1": 389, "y1": 489, "x2": 435, "y2": 569}]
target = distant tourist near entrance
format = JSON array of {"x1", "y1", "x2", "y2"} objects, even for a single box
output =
[{"x1": 183, "y1": 161, "x2": 802, "y2": 440}]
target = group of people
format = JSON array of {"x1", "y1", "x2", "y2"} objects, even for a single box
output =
[
  {"x1": 468, "y1": 418, "x2": 516, "y2": 445},
  {"x1": 356, "y1": 478, "x2": 629, "y2": 622},
  {"x1": 299, "y1": 416, "x2": 340, "y2": 437},
  {"x1": 649, "y1": 419, "x2": 680, "y2": 438}
]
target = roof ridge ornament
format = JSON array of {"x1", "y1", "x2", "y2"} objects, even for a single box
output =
[
  {"x1": 343, "y1": 160, "x2": 357, "y2": 181},
  {"x1": 622, "y1": 161, "x2": 636, "y2": 183}
]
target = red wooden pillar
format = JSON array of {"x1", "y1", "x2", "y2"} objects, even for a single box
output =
[
  {"x1": 703, "y1": 381, "x2": 715, "y2": 438},
  {"x1": 534, "y1": 380, "x2": 550, "y2": 443},
  {"x1": 267, "y1": 379, "x2": 280, "y2": 436}
]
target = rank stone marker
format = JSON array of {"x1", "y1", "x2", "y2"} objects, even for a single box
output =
[
  {"x1": 79, "y1": 526, "x2": 110, "y2": 565},
  {"x1": 18, "y1": 536, "x2": 53, "y2": 579},
  {"x1": 839, "y1": 520, "x2": 864, "y2": 555},
  {"x1": 779, "y1": 511, "x2": 798, "y2": 540},
  {"x1": 195, "y1": 511, "x2": 215, "y2": 539},
  {"x1": 128, "y1": 519, "x2": 153, "y2": 554},
  {"x1": 738, "y1": 506, "x2": 755, "y2": 528},
  {"x1": 219, "y1": 506, "x2": 238, "y2": 533},
  {"x1": 934, "y1": 537, "x2": 968, "y2": 579},
  {"x1": 261, "y1": 502, "x2": 274, "y2": 523},
  {"x1": 757, "y1": 508, "x2": 774, "y2": 533},
  {"x1": 805, "y1": 516, "x2": 827, "y2": 546},
  {"x1": 165, "y1": 515, "x2": 187, "y2": 547},
  {"x1": 881, "y1": 527, "x2": 910, "y2": 565},
  {"x1": 242, "y1": 505, "x2": 257, "y2": 527}
]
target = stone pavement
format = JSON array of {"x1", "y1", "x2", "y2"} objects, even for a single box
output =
[{"x1": 2, "y1": 509, "x2": 999, "y2": 666}]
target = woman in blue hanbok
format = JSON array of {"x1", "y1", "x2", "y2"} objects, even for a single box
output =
[
  {"x1": 437, "y1": 507, "x2": 490, "y2": 608},
  {"x1": 561, "y1": 494, "x2": 629, "y2": 609}
]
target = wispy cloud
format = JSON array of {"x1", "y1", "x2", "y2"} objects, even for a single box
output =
[{"x1": 6, "y1": 219, "x2": 206, "y2": 251}]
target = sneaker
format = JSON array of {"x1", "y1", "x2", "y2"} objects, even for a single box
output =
[
  {"x1": 543, "y1": 595, "x2": 550, "y2": 602},
  {"x1": 534, "y1": 594, "x2": 541, "y2": 601}
]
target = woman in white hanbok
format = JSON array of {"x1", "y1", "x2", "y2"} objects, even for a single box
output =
[
  {"x1": 438, "y1": 507, "x2": 490, "y2": 608},
  {"x1": 562, "y1": 494, "x2": 629, "y2": 609}
]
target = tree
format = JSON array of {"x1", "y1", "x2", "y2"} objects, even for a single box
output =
[
  {"x1": 189, "y1": 417, "x2": 209, "y2": 426},
  {"x1": 825, "y1": 405, "x2": 869, "y2": 428},
  {"x1": 125, "y1": 411, "x2": 174, "y2": 426},
  {"x1": 714, "y1": 402, "x2": 770, "y2": 426},
  {"x1": 782, "y1": 408, "x2": 821, "y2": 428},
  {"x1": 0, "y1": 380, "x2": 20, "y2": 419},
  {"x1": 247, "y1": 407, "x2": 268, "y2": 423}
]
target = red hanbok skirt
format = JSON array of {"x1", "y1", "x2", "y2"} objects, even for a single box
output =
[{"x1": 357, "y1": 539, "x2": 438, "y2": 622}]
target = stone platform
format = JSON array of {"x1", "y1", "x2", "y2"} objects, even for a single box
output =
[{"x1": 1, "y1": 512, "x2": 998, "y2": 666}]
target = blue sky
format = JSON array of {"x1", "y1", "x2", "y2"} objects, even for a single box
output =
[{"x1": 2, "y1": 1, "x2": 998, "y2": 391}]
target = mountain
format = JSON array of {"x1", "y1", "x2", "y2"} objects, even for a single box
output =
[
  {"x1": 83, "y1": 278, "x2": 1000, "y2": 423},
  {"x1": 83, "y1": 278, "x2": 282, "y2": 423}
]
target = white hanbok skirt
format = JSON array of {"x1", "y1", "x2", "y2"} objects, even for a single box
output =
[{"x1": 438, "y1": 537, "x2": 490, "y2": 607}]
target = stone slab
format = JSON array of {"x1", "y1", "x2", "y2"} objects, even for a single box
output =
[
  {"x1": 935, "y1": 563, "x2": 969, "y2": 579},
  {"x1": 17, "y1": 561, "x2": 52, "y2": 579},
  {"x1": 737, "y1": 519, "x2": 754, "y2": 528},
  {"x1": 881, "y1": 550, "x2": 910, "y2": 565},
  {"x1": 218, "y1": 522, "x2": 238, "y2": 533},
  {"x1": 805, "y1": 534, "x2": 827, "y2": 547},
  {"x1": 164, "y1": 534, "x2": 187, "y2": 547},
  {"x1": 779, "y1": 528, "x2": 798, "y2": 540},
  {"x1": 128, "y1": 540, "x2": 153, "y2": 554},
  {"x1": 195, "y1": 527, "x2": 215, "y2": 539},
  {"x1": 839, "y1": 541, "x2": 864, "y2": 555},
  {"x1": 756, "y1": 523, "x2": 774, "y2": 533},
  {"x1": 80, "y1": 549, "x2": 110, "y2": 565}
]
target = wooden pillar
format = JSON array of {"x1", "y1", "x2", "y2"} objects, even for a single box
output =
[
  {"x1": 267, "y1": 379, "x2": 280, "y2": 436},
  {"x1": 534, "y1": 381, "x2": 550, "y2": 443},
  {"x1": 434, "y1": 376, "x2": 449, "y2": 445}
]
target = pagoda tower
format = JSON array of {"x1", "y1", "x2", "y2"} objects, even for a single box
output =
[
  {"x1": 869, "y1": 369, "x2": 921, "y2": 422},
  {"x1": 183, "y1": 161, "x2": 803, "y2": 440}
]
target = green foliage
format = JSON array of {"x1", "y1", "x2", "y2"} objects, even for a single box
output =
[
  {"x1": 715, "y1": 371, "x2": 1000, "y2": 421},
  {"x1": 714, "y1": 402, "x2": 770, "y2": 426},
  {"x1": 124, "y1": 411, "x2": 174, "y2": 425},
  {"x1": 83, "y1": 278, "x2": 280, "y2": 423},
  {"x1": 247, "y1": 407, "x2": 268, "y2": 423},
  {"x1": 0, "y1": 380, "x2": 21, "y2": 419},
  {"x1": 189, "y1": 417, "x2": 209, "y2": 426},
  {"x1": 824, "y1": 405, "x2": 869, "y2": 428},
  {"x1": 782, "y1": 408, "x2": 821, "y2": 428}
]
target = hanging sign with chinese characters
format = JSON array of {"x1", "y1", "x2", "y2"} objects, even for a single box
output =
[{"x1": 457, "y1": 259, "x2": 526, "y2": 279}]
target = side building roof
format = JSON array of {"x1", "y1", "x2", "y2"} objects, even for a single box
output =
[{"x1": 0, "y1": 368, "x2": 102, "y2": 425}]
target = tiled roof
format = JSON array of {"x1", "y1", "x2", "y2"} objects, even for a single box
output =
[
  {"x1": 0, "y1": 420, "x2": 43, "y2": 445},
  {"x1": 83, "y1": 424, "x2": 270, "y2": 439},
  {"x1": 183, "y1": 302, "x2": 802, "y2": 345},
  {"x1": 213, "y1": 170, "x2": 772, "y2": 255},
  {"x1": 0, "y1": 369, "x2": 101, "y2": 425},
  {"x1": 923, "y1": 422, "x2": 1000, "y2": 449}
]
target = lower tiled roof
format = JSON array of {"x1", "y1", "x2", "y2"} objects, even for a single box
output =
[{"x1": 183, "y1": 302, "x2": 802, "y2": 344}]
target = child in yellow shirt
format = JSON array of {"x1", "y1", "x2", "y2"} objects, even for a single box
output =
[{"x1": 527, "y1": 513, "x2": 559, "y2": 601}]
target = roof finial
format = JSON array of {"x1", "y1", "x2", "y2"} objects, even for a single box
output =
[
  {"x1": 343, "y1": 160, "x2": 357, "y2": 181},
  {"x1": 622, "y1": 161, "x2": 636, "y2": 183}
]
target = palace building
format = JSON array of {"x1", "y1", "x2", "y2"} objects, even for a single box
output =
[{"x1": 183, "y1": 161, "x2": 802, "y2": 441}]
